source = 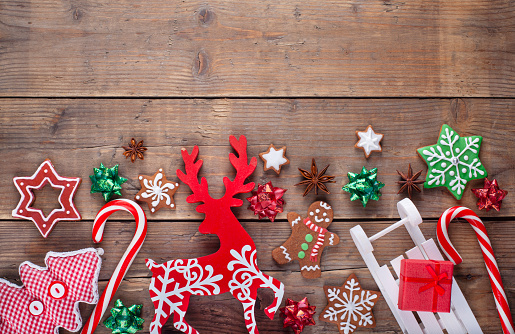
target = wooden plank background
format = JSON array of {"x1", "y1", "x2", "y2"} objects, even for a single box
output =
[
  {"x1": 0, "y1": 99, "x2": 514, "y2": 221},
  {"x1": 1, "y1": 0, "x2": 514, "y2": 333},
  {"x1": 0, "y1": 0, "x2": 514, "y2": 97}
]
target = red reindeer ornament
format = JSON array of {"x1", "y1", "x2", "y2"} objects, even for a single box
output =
[{"x1": 146, "y1": 135, "x2": 285, "y2": 334}]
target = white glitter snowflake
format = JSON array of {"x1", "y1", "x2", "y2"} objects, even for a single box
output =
[
  {"x1": 321, "y1": 275, "x2": 380, "y2": 334},
  {"x1": 417, "y1": 124, "x2": 487, "y2": 199}
]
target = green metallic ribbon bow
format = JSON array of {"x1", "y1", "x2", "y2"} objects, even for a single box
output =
[
  {"x1": 90, "y1": 163, "x2": 127, "y2": 202},
  {"x1": 103, "y1": 299, "x2": 144, "y2": 334},
  {"x1": 343, "y1": 166, "x2": 385, "y2": 207}
]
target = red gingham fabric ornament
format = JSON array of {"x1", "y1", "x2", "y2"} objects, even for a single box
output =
[{"x1": 0, "y1": 248, "x2": 102, "y2": 334}]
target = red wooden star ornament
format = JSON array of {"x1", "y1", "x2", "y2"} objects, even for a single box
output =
[
  {"x1": 471, "y1": 178, "x2": 508, "y2": 212},
  {"x1": 12, "y1": 160, "x2": 81, "y2": 238}
]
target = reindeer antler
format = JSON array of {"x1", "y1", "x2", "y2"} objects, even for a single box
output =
[
  {"x1": 223, "y1": 135, "x2": 257, "y2": 207},
  {"x1": 176, "y1": 146, "x2": 211, "y2": 207}
]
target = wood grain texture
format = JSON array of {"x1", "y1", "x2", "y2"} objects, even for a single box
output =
[
  {"x1": 1, "y1": 98, "x2": 513, "y2": 220},
  {"x1": 1, "y1": 219, "x2": 513, "y2": 333},
  {"x1": 0, "y1": 0, "x2": 513, "y2": 97},
  {"x1": 2, "y1": 0, "x2": 514, "y2": 332}
]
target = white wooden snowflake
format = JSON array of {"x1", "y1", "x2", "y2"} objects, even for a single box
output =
[
  {"x1": 320, "y1": 274, "x2": 380, "y2": 334},
  {"x1": 417, "y1": 124, "x2": 487, "y2": 199}
]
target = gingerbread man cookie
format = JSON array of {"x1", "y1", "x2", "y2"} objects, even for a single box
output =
[{"x1": 272, "y1": 201, "x2": 340, "y2": 279}]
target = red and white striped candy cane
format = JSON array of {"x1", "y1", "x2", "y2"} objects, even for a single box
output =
[
  {"x1": 81, "y1": 199, "x2": 147, "y2": 334},
  {"x1": 437, "y1": 206, "x2": 514, "y2": 334}
]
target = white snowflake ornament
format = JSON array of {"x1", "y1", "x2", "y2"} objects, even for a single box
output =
[
  {"x1": 259, "y1": 144, "x2": 290, "y2": 174},
  {"x1": 355, "y1": 125, "x2": 383, "y2": 158},
  {"x1": 320, "y1": 274, "x2": 380, "y2": 334},
  {"x1": 417, "y1": 124, "x2": 487, "y2": 200}
]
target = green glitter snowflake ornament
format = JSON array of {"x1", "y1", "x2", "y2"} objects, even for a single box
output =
[
  {"x1": 103, "y1": 299, "x2": 144, "y2": 334},
  {"x1": 90, "y1": 163, "x2": 127, "y2": 202},
  {"x1": 417, "y1": 124, "x2": 487, "y2": 200},
  {"x1": 343, "y1": 167, "x2": 385, "y2": 207}
]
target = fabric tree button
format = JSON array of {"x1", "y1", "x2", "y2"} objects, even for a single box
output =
[
  {"x1": 48, "y1": 281, "x2": 68, "y2": 299},
  {"x1": 29, "y1": 300, "x2": 44, "y2": 316}
]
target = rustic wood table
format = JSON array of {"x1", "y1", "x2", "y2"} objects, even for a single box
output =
[{"x1": 1, "y1": 1, "x2": 514, "y2": 333}]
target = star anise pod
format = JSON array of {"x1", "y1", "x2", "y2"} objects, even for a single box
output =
[
  {"x1": 397, "y1": 163, "x2": 424, "y2": 199},
  {"x1": 295, "y1": 158, "x2": 335, "y2": 196},
  {"x1": 122, "y1": 138, "x2": 147, "y2": 163}
]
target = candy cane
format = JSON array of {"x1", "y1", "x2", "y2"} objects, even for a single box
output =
[
  {"x1": 81, "y1": 199, "x2": 147, "y2": 334},
  {"x1": 437, "y1": 206, "x2": 514, "y2": 334}
]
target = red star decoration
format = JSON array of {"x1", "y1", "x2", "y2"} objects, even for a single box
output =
[
  {"x1": 246, "y1": 181, "x2": 286, "y2": 222},
  {"x1": 280, "y1": 297, "x2": 316, "y2": 334},
  {"x1": 471, "y1": 178, "x2": 508, "y2": 212},
  {"x1": 12, "y1": 160, "x2": 81, "y2": 238}
]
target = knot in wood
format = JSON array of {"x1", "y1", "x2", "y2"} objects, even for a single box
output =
[
  {"x1": 198, "y1": 8, "x2": 214, "y2": 26},
  {"x1": 193, "y1": 50, "x2": 210, "y2": 77}
]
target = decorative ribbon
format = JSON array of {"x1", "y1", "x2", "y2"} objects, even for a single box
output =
[
  {"x1": 280, "y1": 297, "x2": 316, "y2": 334},
  {"x1": 401, "y1": 261, "x2": 452, "y2": 312},
  {"x1": 303, "y1": 218, "x2": 326, "y2": 262},
  {"x1": 419, "y1": 265, "x2": 448, "y2": 295}
]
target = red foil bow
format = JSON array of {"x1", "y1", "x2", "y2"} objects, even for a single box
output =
[
  {"x1": 472, "y1": 178, "x2": 508, "y2": 212},
  {"x1": 280, "y1": 297, "x2": 316, "y2": 334},
  {"x1": 402, "y1": 261, "x2": 452, "y2": 312},
  {"x1": 246, "y1": 181, "x2": 286, "y2": 222}
]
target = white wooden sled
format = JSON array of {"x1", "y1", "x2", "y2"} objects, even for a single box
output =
[{"x1": 350, "y1": 198, "x2": 482, "y2": 334}]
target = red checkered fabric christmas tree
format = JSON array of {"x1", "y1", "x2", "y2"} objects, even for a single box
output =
[{"x1": 0, "y1": 248, "x2": 102, "y2": 334}]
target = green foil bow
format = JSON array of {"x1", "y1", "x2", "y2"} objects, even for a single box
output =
[
  {"x1": 343, "y1": 166, "x2": 385, "y2": 207},
  {"x1": 103, "y1": 299, "x2": 144, "y2": 334},
  {"x1": 90, "y1": 163, "x2": 127, "y2": 202}
]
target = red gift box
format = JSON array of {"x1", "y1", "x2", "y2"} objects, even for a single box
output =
[{"x1": 398, "y1": 259, "x2": 454, "y2": 313}]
